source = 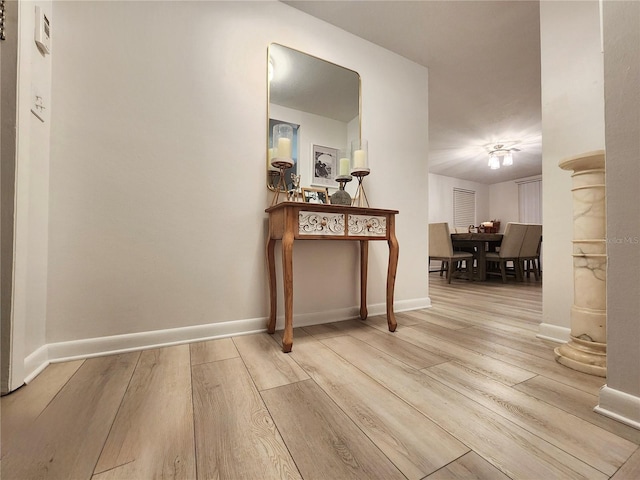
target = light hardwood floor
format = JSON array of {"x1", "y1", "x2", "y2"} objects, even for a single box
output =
[{"x1": 2, "y1": 275, "x2": 639, "y2": 479}]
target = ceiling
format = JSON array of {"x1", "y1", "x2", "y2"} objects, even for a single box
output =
[{"x1": 284, "y1": 0, "x2": 542, "y2": 185}]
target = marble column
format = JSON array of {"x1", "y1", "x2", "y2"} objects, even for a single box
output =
[{"x1": 555, "y1": 151, "x2": 606, "y2": 377}]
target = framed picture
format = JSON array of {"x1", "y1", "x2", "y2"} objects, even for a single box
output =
[
  {"x1": 312, "y1": 144, "x2": 338, "y2": 187},
  {"x1": 301, "y1": 187, "x2": 330, "y2": 204}
]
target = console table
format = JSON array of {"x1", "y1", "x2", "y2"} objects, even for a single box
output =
[{"x1": 265, "y1": 202, "x2": 399, "y2": 352}]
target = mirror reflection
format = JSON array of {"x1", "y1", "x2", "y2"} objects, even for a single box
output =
[{"x1": 267, "y1": 43, "x2": 361, "y2": 192}]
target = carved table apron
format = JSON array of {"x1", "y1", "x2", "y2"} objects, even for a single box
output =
[{"x1": 265, "y1": 202, "x2": 399, "y2": 352}]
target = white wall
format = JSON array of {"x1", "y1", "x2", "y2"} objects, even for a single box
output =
[
  {"x1": 538, "y1": 0, "x2": 605, "y2": 342},
  {"x1": 40, "y1": 1, "x2": 429, "y2": 364},
  {"x1": 428, "y1": 173, "x2": 489, "y2": 228},
  {"x1": 7, "y1": 1, "x2": 53, "y2": 389},
  {"x1": 597, "y1": 0, "x2": 640, "y2": 427}
]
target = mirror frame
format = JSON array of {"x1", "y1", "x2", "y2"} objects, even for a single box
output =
[{"x1": 266, "y1": 43, "x2": 361, "y2": 192}]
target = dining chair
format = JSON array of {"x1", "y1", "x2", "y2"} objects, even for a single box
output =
[
  {"x1": 519, "y1": 224, "x2": 542, "y2": 280},
  {"x1": 485, "y1": 222, "x2": 527, "y2": 283},
  {"x1": 429, "y1": 223, "x2": 474, "y2": 283}
]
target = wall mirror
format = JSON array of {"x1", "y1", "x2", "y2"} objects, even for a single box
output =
[{"x1": 267, "y1": 43, "x2": 361, "y2": 192}]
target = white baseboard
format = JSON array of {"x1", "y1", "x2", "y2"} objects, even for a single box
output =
[
  {"x1": 594, "y1": 385, "x2": 640, "y2": 430},
  {"x1": 46, "y1": 316, "x2": 269, "y2": 364},
  {"x1": 23, "y1": 297, "x2": 432, "y2": 379},
  {"x1": 367, "y1": 297, "x2": 432, "y2": 316},
  {"x1": 537, "y1": 323, "x2": 570, "y2": 344},
  {"x1": 24, "y1": 344, "x2": 50, "y2": 384}
]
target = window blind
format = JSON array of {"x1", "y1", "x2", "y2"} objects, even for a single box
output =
[
  {"x1": 518, "y1": 179, "x2": 542, "y2": 224},
  {"x1": 453, "y1": 188, "x2": 476, "y2": 227}
]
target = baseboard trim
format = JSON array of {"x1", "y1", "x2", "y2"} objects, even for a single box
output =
[
  {"x1": 594, "y1": 385, "x2": 640, "y2": 430},
  {"x1": 537, "y1": 323, "x2": 570, "y2": 344},
  {"x1": 25, "y1": 297, "x2": 432, "y2": 377},
  {"x1": 24, "y1": 344, "x2": 50, "y2": 384},
  {"x1": 46, "y1": 316, "x2": 269, "y2": 364},
  {"x1": 367, "y1": 297, "x2": 432, "y2": 316}
]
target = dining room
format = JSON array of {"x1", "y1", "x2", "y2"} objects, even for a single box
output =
[{"x1": 428, "y1": 172, "x2": 543, "y2": 287}]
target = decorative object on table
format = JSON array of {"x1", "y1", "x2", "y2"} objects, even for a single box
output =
[
  {"x1": 479, "y1": 220, "x2": 500, "y2": 233},
  {"x1": 311, "y1": 144, "x2": 338, "y2": 187},
  {"x1": 331, "y1": 177, "x2": 353, "y2": 205},
  {"x1": 288, "y1": 173, "x2": 302, "y2": 202},
  {"x1": 350, "y1": 139, "x2": 370, "y2": 207},
  {"x1": 267, "y1": 119, "x2": 299, "y2": 192},
  {"x1": 301, "y1": 187, "x2": 329, "y2": 204},
  {"x1": 270, "y1": 124, "x2": 294, "y2": 205},
  {"x1": 331, "y1": 148, "x2": 353, "y2": 205}
]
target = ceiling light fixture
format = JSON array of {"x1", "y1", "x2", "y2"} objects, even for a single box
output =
[
  {"x1": 487, "y1": 144, "x2": 518, "y2": 169},
  {"x1": 488, "y1": 154, "x2": 500, "y2": 169}
]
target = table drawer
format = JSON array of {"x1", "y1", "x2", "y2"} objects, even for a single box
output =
[
  {"x1": 348, "y1": 214, "x2": 387, "y2": 237},
  {"x1": 298, "y1": 211, "x2": 345, "y2": 236}
]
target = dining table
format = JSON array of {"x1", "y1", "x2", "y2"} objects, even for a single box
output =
[{"x1": 450, "y1": 232, "x2": 503, "y2": 281}]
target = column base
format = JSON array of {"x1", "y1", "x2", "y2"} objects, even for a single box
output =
[{"x1": 554, "y1": 335, "x2": 607, "y2": 377}]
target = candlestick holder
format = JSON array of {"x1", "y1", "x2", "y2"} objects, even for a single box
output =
[
  {"x1": 270, "y1": 158, "x2": 294, "y2": 206},
  {"x1": 267, "y1": 169, "x2": 279, "y2": 190},
  {"x1": 331, "y1": 175, "x2": 353, "y2": 205},
  {"x1": 351, "y1": 169, "x2": 370, "y2": 207}
]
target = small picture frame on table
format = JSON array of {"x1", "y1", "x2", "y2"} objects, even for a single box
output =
[
  {"x1": 301, "y1": 187, "x2": 330, "y2": 204},
  {"x1": 312, "y1": 144, "x2": 338, "y2": 187}
]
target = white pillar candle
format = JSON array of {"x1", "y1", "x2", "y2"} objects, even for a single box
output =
[
  {"x1": 353, "y1": 149, "x2": 367, "y2": 169},
  {"x1": 339, "y1": 157, "x2": 350, "y2": 176},
  {"x1": 268, "y1": 148, "x2": 277, "y2": 171},
  {"x1": 277, "y1": 138, "x2": 292, "y2": 158}
]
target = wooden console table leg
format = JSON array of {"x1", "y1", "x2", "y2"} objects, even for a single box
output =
[
  {"x1": 266, "y1": 237, "x2": 277, "y2": 334},
  {"x1": 281, "y1": 231, "x2": 294, "y2": 352},
  {"x1": 360, "y1": 241, "x2": 369, "y2": 320},
  {"x1": 386, "y1": 221, "x2": 399, "y2": 332}
]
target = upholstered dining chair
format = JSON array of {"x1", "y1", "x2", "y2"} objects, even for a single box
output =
[
  {"x1": 519, "y1": 224, "x2": 542, "y2": 280},
  {"x1": 429, "y1": 223, "x2": 474, "y2": 283},
  {"x1": 485, "y1": 222, "x2": 528, "y2": 283}
]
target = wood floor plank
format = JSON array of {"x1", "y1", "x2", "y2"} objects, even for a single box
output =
[
  {"x1": 1, "y1": 359, "x2": 84, "y2": 448},
  {"x1": 357, "y1": 314, "x2": 408, "y2": 332},
  {"x1": 323, "y1": 335, "x2": 608, "y2": 480},
  {"x1": 190, "y1": 337, "x2": 238, "y2": 365},
  {"x1": 412, "y1": 319, "x2": 555, "y2": 365},
  {"x1": 2, "y1": 353, "x2": 139, "y2": 479},
  {"x1": 289, "y1": 334, "x2": 469, "y2": 479},
  {"x1": 393, "y1": 311, "x2": 426, "y2": 326},
  {"x1": 514, "y1": 375, "x2": 640, "y2": 444},
  {"x1": 425, "y1": 452, "x2": 511, "y2": 480},
  {"x1": 463, "y1": 324, "x2": 560, "y2": 359},
  {"x1": 347, "y1": 323, "x2": 448, "y2": 369},
  {"x1": 423, "y1": 361, "x2": 637, "y2": 476},
  {"x1": 261, "y1": 379, "x2": 405, "y2": 480},
  {"x1": 395, "y1": 324, "x2": 537, "y2": 386},
  {"x1": 233, "y1": 332, "x2": 309, "y2": 391},
  {"x1": 611, "y1": 447, "x2": 640, "y2": 480},
  {"x1": 192, "y1": 357, "x2": 300, "y2": 479},
  {"x1": 411, "y1": 319, "x2": 604, "y2": 395},
  {"x1": 93, "y1": 345, "x2": 195, "y2": 479},
  {"x1": 400, "y1": 309, "x2": 475, "y2": 330},
  {"x1": 302, "y1": 318, "x2": 368, "y2": 339}
]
